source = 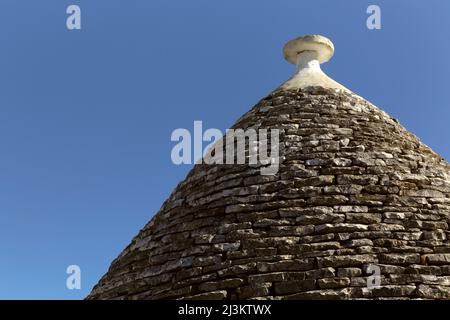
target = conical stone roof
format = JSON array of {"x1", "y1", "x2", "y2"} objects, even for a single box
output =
[{"x1": 88, "y1": 35, "x2": 450, "y2": 300}]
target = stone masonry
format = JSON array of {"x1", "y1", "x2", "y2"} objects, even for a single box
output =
[{"x1": 88, "y1": 86, "x2": 450, "y2": 300}]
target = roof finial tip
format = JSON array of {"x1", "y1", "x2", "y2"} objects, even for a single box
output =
[{"x1": 283, "y1": 35, "x2": 334, "y2": 65}]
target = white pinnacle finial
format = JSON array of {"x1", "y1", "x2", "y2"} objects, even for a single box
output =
[
  {"x1": 280, "y1": 35, "x2": 351, "y2": 93},
  {"x1": 283, "y1": 35, "x2": 334, "y2": 65}
]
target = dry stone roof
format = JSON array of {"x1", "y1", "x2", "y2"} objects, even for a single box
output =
[{"x1": 88, "y1": 36, "x2": 450, "y2": 300}]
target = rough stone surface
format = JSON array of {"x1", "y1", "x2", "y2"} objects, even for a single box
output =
[{"x1": 88, "y1": 87, "x2": 450, "y2": 300}]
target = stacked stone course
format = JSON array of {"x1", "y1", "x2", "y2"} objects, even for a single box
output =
[{"x1": 88, "y1": 87, "x2": 450, "y2": 300}]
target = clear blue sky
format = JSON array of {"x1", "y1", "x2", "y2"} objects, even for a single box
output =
[{"x1": 0, "y1": 0, "x2": 449, "y2": 299}]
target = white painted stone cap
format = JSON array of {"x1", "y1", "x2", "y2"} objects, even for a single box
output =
[
  {"x1": 283, "y1": 35, "x2": 334, "y2": 65},
  {"x1": 280, "y1": 34, "x2": 352, "y2": 93}
]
